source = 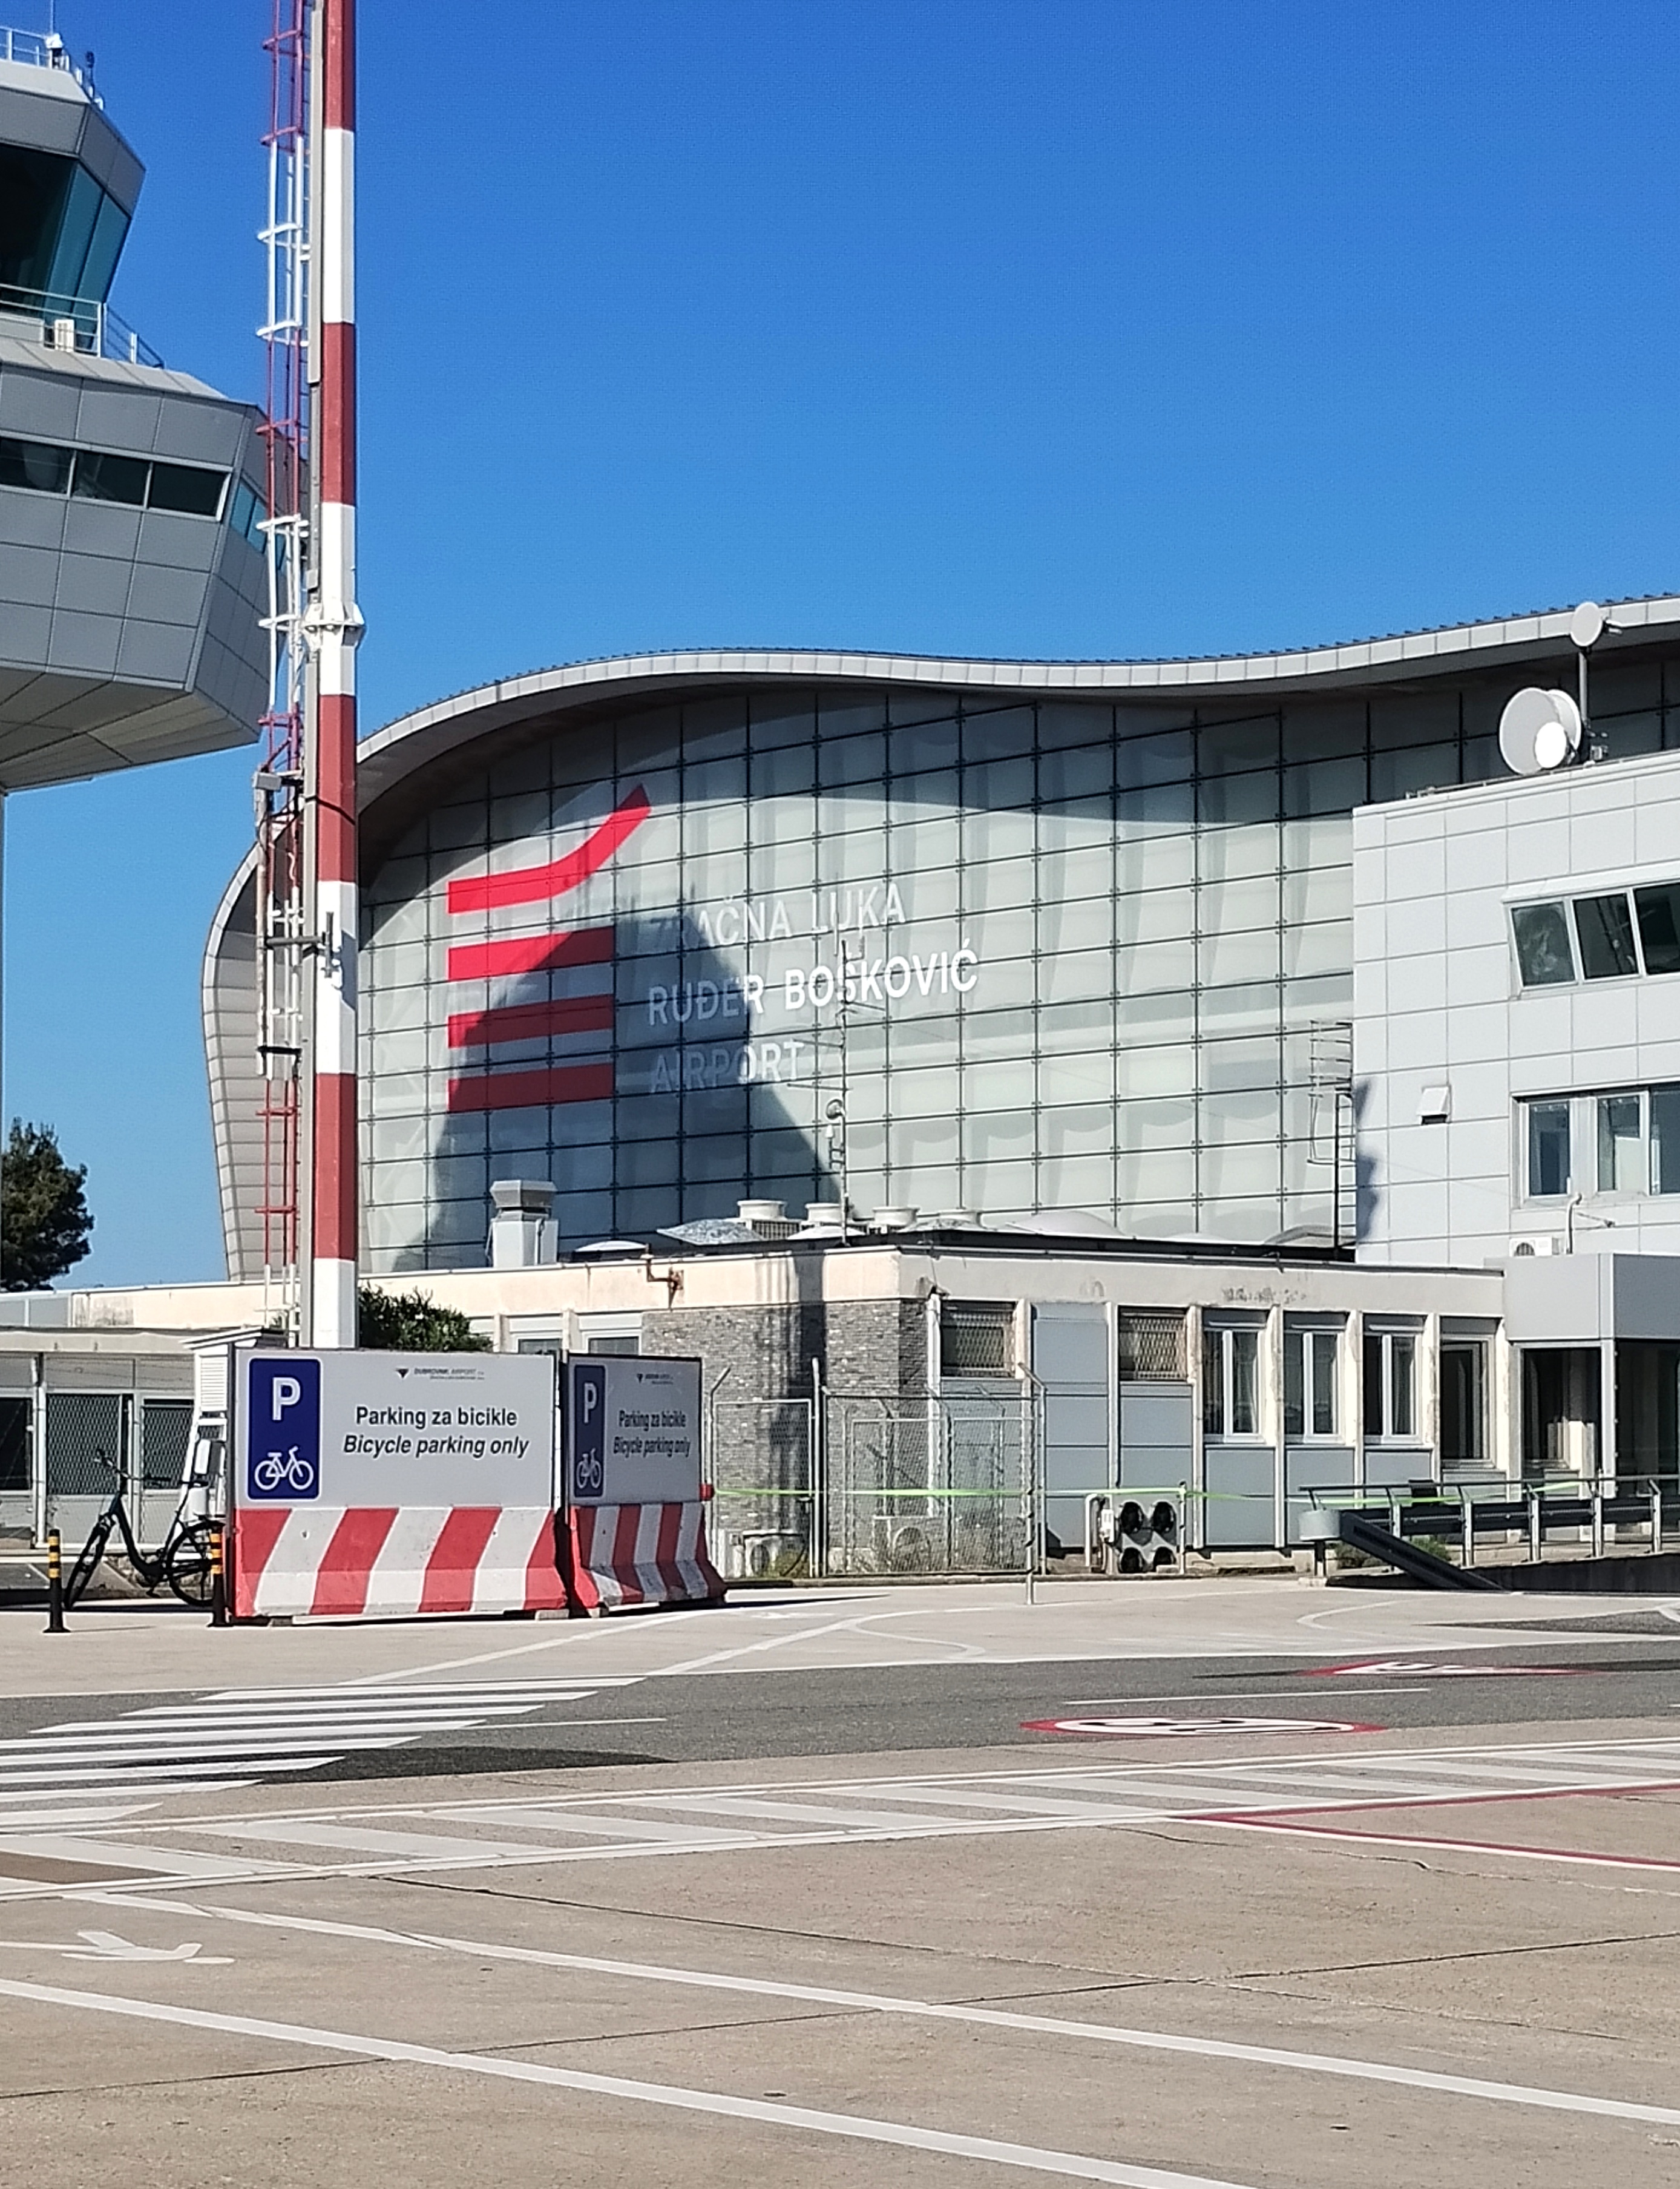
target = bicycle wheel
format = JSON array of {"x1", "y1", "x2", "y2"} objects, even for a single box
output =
[
  {"x1": 64, "y1": 1520, "x2": 111, "y2": 1608},
  {"x1": 165, "y1": 1525, "x2": 216, "y2": 1609}
]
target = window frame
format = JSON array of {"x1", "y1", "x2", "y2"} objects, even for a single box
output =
[
  {"x1": 1510, "y1": 880, "x2": 1680, "y2": 991},
  {"x1": 1439, "y1": 1337, "x2": 1489, "y2": 1472},
  {"x1": 1363, "y1": 1327, "x2": 1420, "y2": 1442},
  {"x1": 1284, "y1": 1323, "x2": 1340, "y2": 1442},
  {"x1": 1203, "y1": 1320, "x2": 1265, "y2": 1442},
  {"x1": 1523, "y1": 1097, "x2": 1573, "y2": 1201},
  {"x1": 1596, "y1": 1089, "x2": 1646, "y2": 1196}
]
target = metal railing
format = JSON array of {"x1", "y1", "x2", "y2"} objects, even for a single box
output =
[
  {"x1": 1307, "y1": 1475, "x2": 1670, "y2": 1565},
  {"x1": 0, "y1": 283, "x2": 162, "y2": 369},
  {"x1": 1, "y1": 27, "x2": 88, "y2": 82}
]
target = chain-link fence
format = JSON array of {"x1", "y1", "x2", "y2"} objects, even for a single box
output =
[
  {"x1": 824, "y1": 1390, "x2": 1035, "y2": 1577},
  {"x1": 704, "y1": 1388, "x2": 1039, "y2": 1578},
  {"x1": 708, "y1": 1396, "x2": 815, "y2": 1579}
]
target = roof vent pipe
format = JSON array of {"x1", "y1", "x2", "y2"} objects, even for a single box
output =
[
  {"x1": 737, "y1": 1199, "x2": 799, "y2": 1239},
  {"x1": 488, "y1": 1178, "x2": 557, "y2": 1269}
]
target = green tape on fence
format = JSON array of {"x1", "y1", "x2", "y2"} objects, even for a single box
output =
[{"x1": 714, "y1": 1487, "x2": 1023, "y2": 1502}]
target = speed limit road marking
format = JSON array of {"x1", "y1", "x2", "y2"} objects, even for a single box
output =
[{"x1": 1021, "y1": 1715, "x2": 1383, "y2": 1738}]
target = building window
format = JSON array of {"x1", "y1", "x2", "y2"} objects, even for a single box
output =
[
  {"x1": 1440, "y1": 1341, "x2": 1488, "y2": 1469},
  {"x1": 1363, "y1": 1330, "x2": 1417, "y2": 1440},
  {"x1": 1526, "y1": 1100, "x2": 1572, "y2": 1198},
  {"x1": 1653, "y1": 1088, "x2": 1680, "y2": 1194},
  {"x1": 1203, "y1": 1324, "x2": 1261, "y2": 1439},
  {"x1": 1529, "y1": 1085, "x2": 1680, "y2": 1201},
  {"x1": 940, "y1": 1302, "x2": 1015, "y2": 1377},
  {"x1": 1598, "y1": 1094, "x2": 1644, "y2": 1193},
  {"x1": 1575, "y1": 893, "x2": 1639, "y2": 979},
  {"x1": 1511, "y1": 902, "x2": 1575, "y2": 986},
  {"x1": 1117, "y1": 1310, "x2": 1186, "y2": 1380},
  {"x1": 1284, "y1": 1326, "x2": 1339, "y2": 1439},
  {"x1": 1635, "y1": 884, "x2": 1680, "y2": 976},
  {"x1": 1512, "y1": 882, "x2": 1680, "y2": 989},
  {"x1": 0, "y1": 432, "x2": 229, "y2": 518}
]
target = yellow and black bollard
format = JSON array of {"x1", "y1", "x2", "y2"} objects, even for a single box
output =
[
  {"x1": 208, "y1": 1521, "x2": 228, "y2": 1627},
  {"x1": 44, "y1": 1528, "x2": 65, "y2": 1633}
]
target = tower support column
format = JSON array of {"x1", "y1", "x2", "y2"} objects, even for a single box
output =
[{"x1": 304, "y1": 0, "x2": 361, "y2": 1348}]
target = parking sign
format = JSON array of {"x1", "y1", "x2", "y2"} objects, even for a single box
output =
[
  {"x1": 570, "y1": 1362, "x2": 606, "y2": 1499},
  {"x1": 563, "y1": 1356, "x2": 701, "y2": 1506},
  {"x1": 246, "y1": 1355, "x2": 322, "y2": 1501}
]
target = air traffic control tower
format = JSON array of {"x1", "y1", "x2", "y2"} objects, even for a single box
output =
[{"x1": 0, "y1": 28, "x2": 266, "y2": 797}]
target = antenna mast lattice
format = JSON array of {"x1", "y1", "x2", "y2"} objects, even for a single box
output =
[{"x1": 254, "y1": 0, "x2": 311, "y2": 1337}]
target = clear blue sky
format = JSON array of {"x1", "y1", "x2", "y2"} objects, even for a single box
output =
[{"x1": 8, "y1": 0, "x2": 1678, "y2": 1286}]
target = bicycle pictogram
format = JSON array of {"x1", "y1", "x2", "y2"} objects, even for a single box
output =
[
  {"x1": 573, "y1": 1450, "x2": 604, "y2": 1497},
  {"x1": 251, "y1": 1445, "x2": 317, "y2": 1495}
]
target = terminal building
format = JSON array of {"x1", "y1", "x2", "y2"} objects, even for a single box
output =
[
  {"x1": 4, "y1": 25, "x2": 1676, "y2": 1568},
  {"x1": 163, "y1": 596, "x2": 1680, "y2": 1564}
]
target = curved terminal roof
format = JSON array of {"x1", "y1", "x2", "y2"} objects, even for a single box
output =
[
  {"x1": 203, "y1": 589, "x2": 1680, "y2": 1278},
  {"x1": 354, "y1": 591, "x2": 1680, "y2": 845}
]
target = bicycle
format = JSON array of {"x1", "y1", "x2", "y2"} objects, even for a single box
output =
[{"x1": 64, "y1": 1450, "x2": 218, "y2": 1609}]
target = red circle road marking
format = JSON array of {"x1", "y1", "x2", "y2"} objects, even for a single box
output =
[{"x1": 1021, "y1": 1715, "x2": 1385, "y2": 1737}]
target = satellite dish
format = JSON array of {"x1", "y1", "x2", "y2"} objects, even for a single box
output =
[
  {"x1": 1569, "y1": 600, "x2": 1606, "y2": 651},
  {"x1": 1498, "y1": 686, "x2": 1583, "y2": 776}
]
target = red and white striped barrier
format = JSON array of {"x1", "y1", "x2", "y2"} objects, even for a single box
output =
[
  {"x1": 563, "y1": 1501, "x2": 723, "y2": 1613},
  {"x1": 233, "y1": 1505, "x2": 566, "y2": 1620}
]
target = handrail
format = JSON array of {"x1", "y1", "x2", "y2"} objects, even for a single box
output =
[
  {"x1": 0, "y1": 27, "x2": 92, "y2": 88},
  {"x1": 0, "y1": 283, "x2": 162, "y2": 369}
]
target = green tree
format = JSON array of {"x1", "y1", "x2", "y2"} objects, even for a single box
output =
[
  {"x1": 357, "y1": 1286, "x2": 490, "y2": 1351},
  {"x1": 1, "y1": 1121, "x2": 93, "y2": 1291}
]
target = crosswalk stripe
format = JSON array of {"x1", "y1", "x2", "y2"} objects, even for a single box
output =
[
  {"x1": 469, "y1": 1808, "x2": 752, "y2": 1846},
  {"x1": 0, "y1": 1724, "x2": 494, "y2": 1753},
  {"x1": 115, "y1": 1698, "x2": 569, "y2": 1716},
  {"x1": 206, "y1": 1682, "x2": 630, "y2": 1701},
  {"x1": 0, "y1": 1673, "x2": 632, "y2": 1816},
  {"x1": 0, "y1": 1759, "x2": 343, "y2": 1787},
  {"x1": 192, "y1": 1821, "x2": 598, "y2": 1862},
  {"x1": 627, "y1": 1793, "x2": 983, "y2": 1831},
  {"x1": 0, "y1": 1833, "x2": 296, "y2": 1879}
]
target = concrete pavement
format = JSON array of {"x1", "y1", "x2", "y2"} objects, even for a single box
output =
[{"x1": 2, "y1": 1577, "x2": 1680, "y2": 2186}]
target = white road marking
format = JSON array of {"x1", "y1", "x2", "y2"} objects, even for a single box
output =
[
  {"x1": 0, "y1": 1675, "x2": 636, "y2": 1811},
  {"x1": 0, "y1": 1834, "x2": 296, "y2": 1879},
  {"x1": 649, "y1": 1612, "x2": 885, "y2": 1678},
  {"x1": 458, "y1": 1808, "x2": 755, "y2": 1846},
  {"x1": 70, "y1": 1893, "x2": 1680, "y2": 2133},
  {"x1": 189, "y1": 1820, "x2": 603, "y2": 1863},
  {"x1": 0, "y1": 1975, "x2": 1261, "y2": 2189},
  {"x1": 0, "y1": 1932, "x2": 229, "y2": 1964},
  {"x1": 20, "y1": 1736, "x2": 1680, "y2": 1892},
  {"x1": 0, "y1": 1759, "x2": 340, "y2": 1787}
]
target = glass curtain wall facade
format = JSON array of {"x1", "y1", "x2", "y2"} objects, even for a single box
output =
[{"x1": 360, "y1": 662, "x2": 1680, "y2": 1271}]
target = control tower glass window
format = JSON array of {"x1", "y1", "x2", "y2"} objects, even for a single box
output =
[{"x1": 0, "y1": 146, "x2": 131, "y2": 303}]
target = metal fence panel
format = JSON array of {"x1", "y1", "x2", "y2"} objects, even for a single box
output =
[
  {"x1": 709, "y1": 1396, "x2": 814, "y2": 1578},
  {"x1": 825, "y1": 1391, "x2": 1034, "y2": 1576},
  {"x1": 44, "y1": 1390, "x2": 125, "y2": 1541}
]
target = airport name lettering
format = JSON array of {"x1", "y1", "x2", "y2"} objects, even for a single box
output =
[
  {"x1": 691, "y1": 885, "x2": 908, "y2": 947},
  {"x1": 646, "y1": 948, "x2": 978, "y2": 1028}
]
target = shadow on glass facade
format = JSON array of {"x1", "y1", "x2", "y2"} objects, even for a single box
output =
[{"x1": 358, "y1": 662, "x2": 1680, "y2": 1272}]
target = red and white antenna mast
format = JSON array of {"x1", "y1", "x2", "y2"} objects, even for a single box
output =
[
  {"x1": 301, "y1": 0, "x2": 363, "y2": 1348},
  {"x1": 254, "y1": 0, "x2": 361, "y2": 1347},
  {"x1": 254, "y1": 0, "x2": 310, "y2": 1337}
]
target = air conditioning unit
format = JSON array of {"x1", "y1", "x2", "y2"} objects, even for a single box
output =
[{"x1": 1508, "y1": 1234, "x2": 1562, "y2": 1256}]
